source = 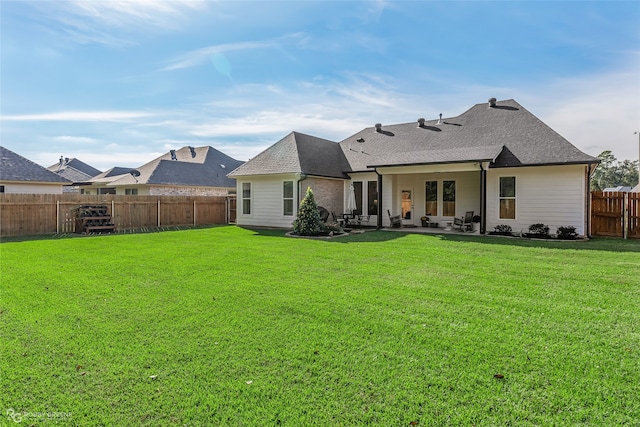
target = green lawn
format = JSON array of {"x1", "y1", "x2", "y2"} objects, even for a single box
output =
[{"x1": 1, "y1": 227, "x2": 639, "y2": 426}]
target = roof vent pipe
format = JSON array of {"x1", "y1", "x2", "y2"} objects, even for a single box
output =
[
  {"x1": 436, "y1": 113, "x2": 442, "y2": 125},
  {"x1": 488, "y1": 97, "x2": 497, "y2": 108},
  {"x1": 417, "y1": 118, "x2": 425, "y2": 127},
  {"x1": 374, "y1": 123, "x2": 382, "y2": 132},
  {"x1": 189, "y1": 146, "x2": 196, "y2": 158},
  {"x1": 170, "y1": 149, "x2": 177, "y2": 161}
]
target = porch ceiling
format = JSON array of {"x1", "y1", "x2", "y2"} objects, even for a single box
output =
[{"x1": 375, "y1": 161, "x2": 486, "y2": 175}]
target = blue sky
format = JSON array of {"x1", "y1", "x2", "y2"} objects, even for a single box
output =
[{"x1": 1, "y1": 1, "x2": 639, "y2": 171}]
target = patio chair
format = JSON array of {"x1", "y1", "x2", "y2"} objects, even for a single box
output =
[
  {"x1": 387, "y1": 210, "x2": 402, "y2": 228},
  {"x1": 331, "y1": 211, "x2": 345, "y2": 226},
  {"x1": 453, "y1": 211, "x2": 474, "y2": 231},
  {"x1": 358, "y1": 215, "x2": 371, "y2": 227},
  {"x1": 317, "y1": 206, "x2": 330, "y2": 223}
]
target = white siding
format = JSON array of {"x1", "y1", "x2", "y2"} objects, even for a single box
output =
[
  {"x1": 235, "y1": 174, "x2": 300, "y2": 228},
  {"x1": 0, "y1": 182, "x2": 65, "y2": 194},
  {"x1": 486, "y1": 165, "x2": 587, "y2": 235}
]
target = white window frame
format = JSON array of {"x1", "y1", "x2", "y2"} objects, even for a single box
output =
[
  {"x1": 499, "y1": 176, "x2": 516, "y2": 220},
  {"x1": 242, "y1": 182, "x2": 251, "y2": 215},
  {"x1": 283, "y1": 181, "x2": 294, "y2": 216}
]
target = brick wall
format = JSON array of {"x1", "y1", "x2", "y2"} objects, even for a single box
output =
[{"x1": 303, "y1": 177, "x2": 344, "y2": 218}]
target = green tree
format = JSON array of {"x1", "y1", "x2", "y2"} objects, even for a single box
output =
[
  {"x1": 591, "y1": 151, "x2": 639, "y2": 191},
  {"x1": 292, "y1": 187, "x2": 326, "y2": 236}
]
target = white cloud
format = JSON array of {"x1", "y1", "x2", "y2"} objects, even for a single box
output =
[
  {"x1": 160, "y1": 33, "x2": 306, "y2": 71},
  {"x1": 519, "y1": 62, "x2": 640, "y2": 161},
  {"x1": 54, "y1": 135, "x2": 99, "y2": 144},
  {"x1": 32, "y1": 0, "x2": 209, "y2": 46},
  {"x1": 1, "y1": 111, "x2": 155, "y2": 122}
]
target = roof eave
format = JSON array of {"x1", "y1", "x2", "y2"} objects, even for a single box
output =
[
  {"x1": 367, "y1": 159, "x2": 492, "y2": 169},
  {"x1": 490, "y1": 159, "x2": 601, "y2": 168}
]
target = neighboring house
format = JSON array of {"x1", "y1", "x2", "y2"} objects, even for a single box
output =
[
  {"x1": 47, "y1": 156, "x2": 102, "y2": 193},
  {"x1": 80, "y1": 146, "x2": 243, "y2": 196},
  {"x1": 81, "y1": 167, "x2": 132, "y2": 194},
  {"x1": 602, "y1": 186, "x2": 633, "y2": 192},
  {"x1": 228, "y1": 98, "x2": 600, "y2": 236},
  {"x1": 0, "y1": 146, "x2": 71, "y2": 194}
]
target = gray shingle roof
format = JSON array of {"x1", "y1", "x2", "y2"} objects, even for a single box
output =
[
  {"x1": 110, "y1": 146, "x2": 243, "y2": 187},
  {"x1": 342, "y1": 99, "x2": 599, "y2": 171},
  {"x1": 227, "y1": 131, "x2": 350, "y2": 179},
  {"x1": 89, "y1": 167, "x2": 132, "y2": 183},
  {"x1": 47, "y1": 157, "x2": 102, "y2": 182},
  {"x1": 0, "y1": 146, "x2": 70, "y2": 184}
]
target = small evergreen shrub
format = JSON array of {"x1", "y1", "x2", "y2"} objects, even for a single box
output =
[
  {"x1": 522, "y1": 223, "x2": 551, "y2": 239},
  {"x1": 527, "y1": 223, "x2": 550, "y2": 236},
  {"x1": 490, "y1": 224, "x2": 513, "y2": 235},
  {"x1": 292, "y1": 187, "x2": 327, "y2": 236},
  {"x1": 557, "y1": 226, "x2": 578, "y2": 240}
]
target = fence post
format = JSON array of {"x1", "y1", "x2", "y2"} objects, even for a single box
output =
[
  {"x1": 193, "y1": 200, "x2": 197, "y2": 226},
  {"x1": 157, "y1": 199, "x2": 161, "y2": 227},
  {"x1": 56, "y1": 200, "x2": 60, "y2": 234},
  {"x1": 623, "y1": 193, "x2": 628, "y2": 239}
]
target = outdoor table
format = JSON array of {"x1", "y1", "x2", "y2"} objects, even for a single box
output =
[{"x1": 342, "y1": 213, "x2": 356, "y2": 226}]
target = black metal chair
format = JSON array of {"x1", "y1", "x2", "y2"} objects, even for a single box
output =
[
  {"x1": 454, "y1": 211, "x2": 474, "y2": 231},
  {"x1": 387, "y1": 210, "x2": 402, "y2": 228}
]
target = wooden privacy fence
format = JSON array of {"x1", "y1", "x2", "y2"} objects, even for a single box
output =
[
  {"x1": 591, "y1": 191, "x2": 640, "y2": 239},
  {"x1": 0, "y1": 194, "x2": 234, "y2": 237}
]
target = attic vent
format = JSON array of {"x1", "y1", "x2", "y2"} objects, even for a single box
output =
[
  {"x1": 374, "y1": 123, "x2": 382, "y2": 132},
  {"x1": 189, "y1": 146, "x2": 196, "y2": 158},
  {"x1": 417, "y1": 118, "x2": 425, "y2": 127},
  {"x1": 436, "y1": 113, "x2": 442, "y2": 125},
  {"x1": 170, "y1": 149, "x2": 177, "y2": 161},
  {"x1": 220, "y1": 164, "x2": 226, "y2": 169},
  {"x1": 488, "y1": 97, "x2": 497, "y2": 108}
]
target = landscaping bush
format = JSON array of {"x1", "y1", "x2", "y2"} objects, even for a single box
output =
[
  {"x1": 557, "y1": 225, "x2": 578, "y2": 240},
  {"x1": 524, "y1": 223, "x2": 551, "y2": 239},
  {"x1": 489, "y1": 224, "x2": 513, "y2": 236},
  {"x1": 292, "y1": 187, "x2": 327, "y2": 236}
]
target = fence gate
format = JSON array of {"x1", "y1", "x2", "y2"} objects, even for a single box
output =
[
  {"x1": 591, "y1": 191, "x2": 640, "y2": 239},
  {"x1": 227, "y1": 195, "x2": 236, "y2": 224}
]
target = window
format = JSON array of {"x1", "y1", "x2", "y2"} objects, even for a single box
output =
[
  {"x1": 353, "y1": 181, "x2": 363, "y2": 215},
  {"x1": 367, "y1": 181, "x2": 378, "y2": 215},
  {"x1": 0, "y1": 185, "x2": 4, "y2": 193},
  {"x1": 125, "y1": 188, "x2": 138, "y2": 195},
  {"x1": 425, "y1": 181, "x2": 437, "y2": 216},
  {"x1": 499, "y1": 176, "x2": 516, "y2": 219},
  {"x1": 443, "y1": 180, "x2": 456, "y2": 216},
  {"x1": 242, "y1": 182, "x2": 251, "y2": 215},
  {"x1": 283, "y1": 181, "x2": 294, "y2": 216}
]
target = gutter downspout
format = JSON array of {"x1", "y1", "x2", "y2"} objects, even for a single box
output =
[
  {"x1": 586, "y1": 163, "x2": 597, "y2": 238},
  {"x1": 297, "y1": 174, "x2": 308, "y2": 210},
  {"x1": 376, "y1": 170, "x2": 383, "y2": 229},
  {"x1": 479, "y1": 163, "x2": 487, "y2": 234}
]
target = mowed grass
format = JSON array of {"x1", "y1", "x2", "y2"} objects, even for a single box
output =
[{"x1": 1, "y1": 227, "x2": 639, "y2": 426}]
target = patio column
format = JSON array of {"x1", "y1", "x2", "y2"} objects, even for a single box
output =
[
  {"x1": 376, "y1": 171, "x2": 383, "y2": 228},
  {"x1": 480, "y1": 166, "x2": 487, "y2": 234}
]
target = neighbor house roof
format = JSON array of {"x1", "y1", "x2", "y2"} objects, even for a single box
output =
[
  {"x1": 108, "y1": 146, "x2": 243, "y2": 187},
  {"x1": 342, "y1": 99, "x2": 599, "y2": 171},
  {"x1": 88, "y1": 167, "x2": 132, "y2": 184},
  {"x1": 0, "y1": 146, "x2": 71, "y2": 184},
  {"x1": 227, "y1": 131, "x2": 351, "y2": 179},
  {"x1": 47, "y1": 157, "x2": 102, "y2": 182}
]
